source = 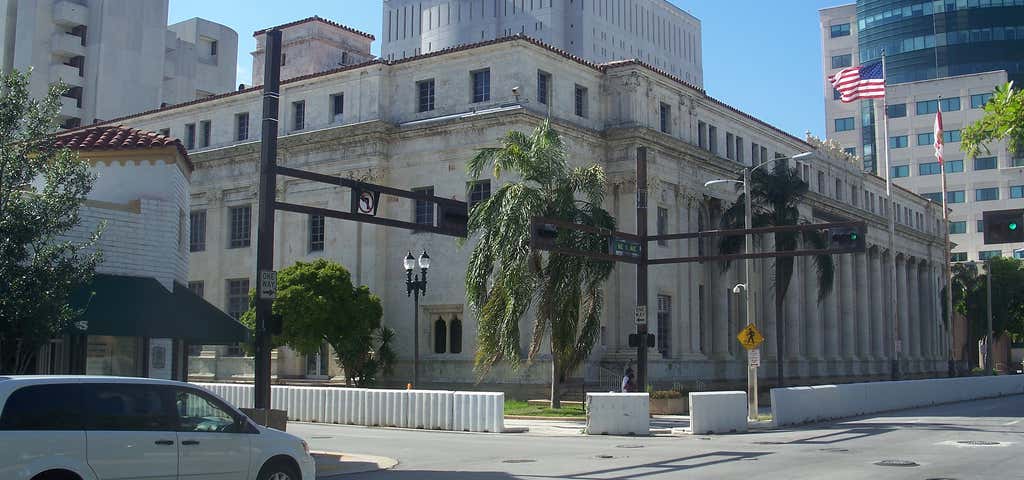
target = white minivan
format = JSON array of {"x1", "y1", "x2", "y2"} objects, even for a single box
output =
[{"x1": 0, "y1": 376, "x2": 316, "y2": 480}]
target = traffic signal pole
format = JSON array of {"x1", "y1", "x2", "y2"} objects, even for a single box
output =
[
  {"x1": 636, "y1": 146, "x2": 649, "y2": 390},
  {"x1": 254, "y1": 29, "x2": 282, "y2": 411}
]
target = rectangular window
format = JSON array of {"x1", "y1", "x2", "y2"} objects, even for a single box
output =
[
  {"x1": 226, "y1": 279, "x2": 250, "y2": 320},
  {"x1": 184, "y1": 123, "x2": 196, "y2": 149},
  {"x1": 940, "y1": 97, "x2": 960, "y2": 112},
  {"x1": 659, "y1": 102, "x2": 671, "y2": 134},
  {"x1": 977, "y1": 220, "x2": 985, "y2": 233},
  {"x1": 188, "y1": 281, "x2": 204, "y2": 298},
  {"x1": 979, "y1": 250, "x2": 1002, "y2": 260},
  {"x1": 947, "y1": 159, "x2": 964, "y2": 173},
  {"x1": 922, "y1": 192, "x2": 942, "y2": 203},
  {"x1": 708, "y1": 125, "x2": 718, "y2": 154},
  {"x1": 657, "y1": 207, "x2": 668, "y2": 246},
  {"x1": 975, "y1": 157, "x2": 997, "y2": 170},
  {"x1": 698, "y1": 122, "x2": 707, "y2": 149},
  {"x1": 472, "y1": 69, "x2": 491, "y2": 103},
  {"x1": 468, "y1": 180, "x2": 491, "y2": 209},
  {"x1": 189, "y1": 210, "x2": 206, "y2": 252},
  {"x1": 1011, "y1": 185, "x2": 1024, "y2": 199},
  {"x1": 831, "y1": 54, "x2": 852, "y2": 69},
  {"x1": 818, "y1": 171, "x2": 826, "y2": 193},
  {"x1": 537, "y1": 71, "x2": 551, "y2": 105},
  {"x1": 836, "y1": 179, "x2": 843, "y2": 200},
  {"x1": 726, "y1": 132, "x2": 735, "y2": 159},
  {"x1": 235, "y1": 113, "x2": 249, "y2": 141},
  {"x1": 889, "y1": 135, "x2": 908, "y2": 148},
  {"x1": 949, "y1": 221, "x2": 967, "y2": 234},
  {"x1": 331, "y1": 93, "x2": 345, "y2": 120},
  {"x1": 917, "y1": 132, "x2": 934, "y2": 146},
  {"x1": 830, "y1": 23, "x2": 850, "y2": 37},
  {"x1": 944, "y1": 130, "x2": 961, "y2": 143},
  {"x1": 210, "y1": 40, "x2": 218, "y2": 56},
  {"x1": 292, "y1": 101, "x2": 305, "y2": 130},
  {"x1": 976, "y1": 187, "x2": 1000, "y2": 201},
  {"x1": 835, "y1": 117, "x2": 855, "y2": 132},
  {"x1": 417, "y1": 79, "x2": 435, "y2": 112},
  {"x1": 199, "y1": 120, "x2": 211, "y2": 148},
  {"x1": 656, "y1": 295, "x2": 671, "y2": 358},
  {"x1": 919, "y1": 162, "x2": 942, "y2": 175},
  {"x1": 228, "y1": 205, "x2": 251, "y2": 248},
  {"x1": 735, "y1": 136, "x2": 744, "y2": 163},
  {"x1": 916, "y1": 100, "x2": 938, "y2": 115},
  {"x1": 574, "y1": 85, "x2": 588, "y2": 117},
  {"x1": 414, "y1": 187, "x2": 435, "y2": 225},
  {"x1": 891, "y1": 165, "x2": 909, "y2": 178},
  {"x1": 951, "y1": 252, "x2": 967, "y2": 262},
  {"x1": 1014, "y1": 157, "x2": 1024, "y2": 167},
  {"x1": 971, "y1": 93, "x2": 993, "y2": 109},
  {"x1": 851, "y1": 185, "x2": 858, "y2": 205},
  {"x1": 308, "y1": 214, "x2": 325, "y2": 252},
  {"x1": 886, "y1": 103, "x2": 907, "y2": 118},
  {"x1": 761, "y1": 146, "x2": 768, "y2": 163},
  {"x1": 751, "y1": 143, "x2": 760, "y2": 164},
  {"x1": 947, "y1": 190, "x2": 965, "y2": 203}
]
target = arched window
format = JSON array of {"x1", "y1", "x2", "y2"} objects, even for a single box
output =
[
  {"x1": 433, "y1": 316, "x2": 447, "y2": 354},
  {"x1": 449, "y1": 316, "x2": 462, "y2": 354}
]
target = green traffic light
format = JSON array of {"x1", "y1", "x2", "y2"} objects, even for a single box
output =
[
  {"x1": 1011, "y1": 222, "x2": 1019, "y2": 231},
  {"x1": 850, "y1": 233, "x2": 858, "y2": 241}
]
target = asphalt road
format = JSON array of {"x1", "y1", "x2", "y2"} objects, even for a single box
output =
[{"x1": 294, "y1": 394, "x2": 1024, "y2": 480}]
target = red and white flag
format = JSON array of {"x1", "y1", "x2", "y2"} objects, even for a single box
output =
[{"x1": 934, "y1": 106, "x2": 944, "y2": 166}]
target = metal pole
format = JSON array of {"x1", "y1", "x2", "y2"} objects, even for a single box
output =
[
  {"x1": 254, "y1": 29, "x2": 281, "y2": 410},
  {"x1": 940, "y1": 134, "x2": 956, "y2": 378},
  {"x1": 985, "y1": 261, "x2": 993, "y2": 376},
  {"x1": 743, "y1": 167, "x2": 758, "y2": 420},
  {"x1": 880, "y1": 51, "x2": 901, "y2": 380},
  {"x1": 413, "y1": 286, "x2": 420, "y2": 387},
  {"x1": 636, "y1": 146, "x2": 649, "y2": 389}
]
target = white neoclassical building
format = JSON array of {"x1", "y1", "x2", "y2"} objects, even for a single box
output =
[{"x1": 103, "y1": 28, "x2": 951, "y2": 394}]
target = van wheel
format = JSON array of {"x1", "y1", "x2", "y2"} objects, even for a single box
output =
[
  {"x1": 258, "y1": 460, "x2": 300, "y2": 480},
  {"x1": 32, "y1": 471, "x2": 81, "y2": 480}
]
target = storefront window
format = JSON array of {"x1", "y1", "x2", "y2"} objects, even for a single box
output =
[{"x1": 86, "y1": 336, "x2": 140, "y2": 376}]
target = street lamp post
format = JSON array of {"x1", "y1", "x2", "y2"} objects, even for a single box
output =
[
  {"x1": 404, "y1": 250, "x2": 430, "y2": 388},
  {"x1": 705, "y1": 152, "x2": 811, "y2": 421}
]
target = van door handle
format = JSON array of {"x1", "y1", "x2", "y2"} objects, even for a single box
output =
[
  {"x1": 181, "y1": 440, "x2": 200, "y2": 446},
  {"x1": 155, "y1": 440, "x2": 175, "y2": 445}
]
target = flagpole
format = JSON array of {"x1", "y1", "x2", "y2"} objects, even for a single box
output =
[
  {"x1": 880, "y1": 50, "x2": 902, "y2": 380},
  {"x1": 937, "y1": 99, "x2": 956, "y2": 377}
]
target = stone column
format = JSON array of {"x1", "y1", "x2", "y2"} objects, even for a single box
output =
[
  {"x1": 825, "y1": 258, "x2": 840, "y2": 361},
  {"x1": 897, "y1": 256, "x2": 910, "y2": 368},
  {"x1": 919, "y1": 261, "x2": 931, "y2": 361},
  {"x1": 841, "y1": 254, "x2": 856, "y2": 363},
  {"x1": 713, "y1": 263, "x2": 730, "y2": 357},
  {"x1": 871, "y1": 249, "x2": 885, "y2": 361},
  {"x1": 786, "y1": 258, "x2": 803, "y2": 360},
  {"x1": 804, "y1": 254, "x2": 822, "y2": 360},
  {"x1": 856, "y1": 252, "x2": 870, "y2": 364},
  {"x1": 909, "y1": 260, "x2": 921, "y2": 361}
]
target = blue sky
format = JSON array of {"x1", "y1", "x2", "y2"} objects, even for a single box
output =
[{"x1": 169, "y1": 0, "x2": 852, "y2": 139}]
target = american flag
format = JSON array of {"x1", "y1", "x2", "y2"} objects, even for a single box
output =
[
  {"x1": 934, "y1": 105, "x2": 944, "y2": 166},
  {"x1": 830, "y1": 62, "x2": 885, "y2": 103}
]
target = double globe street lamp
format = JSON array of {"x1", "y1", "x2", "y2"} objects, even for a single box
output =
[{"x1": 404, "y1": 250, "x2": 430, "y2": 388}]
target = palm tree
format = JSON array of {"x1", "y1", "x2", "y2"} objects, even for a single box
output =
[
  {"x1": 718, "y1": 161, "x2": 834, "y2": 385},
  {"x1": 465, "y1": 120, "x2": 614, "y2": 408}
]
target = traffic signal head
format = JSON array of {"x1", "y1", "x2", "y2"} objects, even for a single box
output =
[
  {"x1": 439, "y1": 204, "x2": 469, "y2": 237},
  {"x1": 983, "y1": 209, "x2": 1024, "y2": 245},
  {"x1": 269, "y1": 314, "x2": 283, "y2": 336},
  {"x1": 827, "y1": 226, "x2": 866, "y2": 252},
  {"x1": 530, "y1": 222, "x2": 559, "y2": 250}
]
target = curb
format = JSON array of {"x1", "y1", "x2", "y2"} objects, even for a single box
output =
[{"x1": 505, "y1": 415, "x2": 587, "y2": 421}]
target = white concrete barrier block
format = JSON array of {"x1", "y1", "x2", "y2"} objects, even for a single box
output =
[
  {"x1": 586, "y1": 393, "x2": 649, "y2": 436},
  {"x1": 453, "y1": 392, "x2": 503, "y2": 433},
  {"x1": 689, "y1": 391, "x2": 747, "y2": 435},
  {"x1": 408, "y1": 390, "x2": 454, "y2": 430},
  {"x1": 364, "y1": 389, "x2": 409, "y2": 427}
]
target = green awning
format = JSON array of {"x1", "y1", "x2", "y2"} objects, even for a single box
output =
[{"x1": 69, "y1": 274, "x2": 249, "y2": 344}]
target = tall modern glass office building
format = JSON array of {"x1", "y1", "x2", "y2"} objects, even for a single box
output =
[{"x1": 821, "y1": 1, "x2": 1024, "y2": 263}]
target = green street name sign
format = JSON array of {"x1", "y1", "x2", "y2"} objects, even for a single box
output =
[{"x1": 611, "y1": 238, "x2": 642, "y2": 258}]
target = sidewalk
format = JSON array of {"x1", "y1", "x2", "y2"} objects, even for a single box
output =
[
  {"x1": 503, "y1": 415, "x2": 692, "y2": 436},
  {"x1": 313, "y1": 451, "x2": 398, "y2": 478}
]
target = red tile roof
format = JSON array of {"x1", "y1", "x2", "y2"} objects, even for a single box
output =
[
  {"x1": 253, "y1": 16, "x2": 375, "y2": 40},
  {"x1": 55, "y1": 125, "x2": 192, "y2": 170}
]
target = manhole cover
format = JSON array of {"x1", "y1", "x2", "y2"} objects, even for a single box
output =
[
  {"x1": 595, "y1": 455, "x2": 614, "y2": 459},
  {"x1": 957, "y1": 440, "x2": 999, "y2": 446},
  {"x1": 616, "y1": 444, "x2": 644, "y2": 449},
  {"x1": 502, "y1": 459, "x2": 536, "y2": 464},
  {"x1": 874, "y1": 460, "x2": 919, "y2": 467},
  {"x1": 819, "y1": 448, "x2": 850, "y2": 453}
]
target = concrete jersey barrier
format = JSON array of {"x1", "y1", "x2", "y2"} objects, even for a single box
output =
[
  {"x1": 771, "y1": 375, "x2": 1024, "y2": 427},
  {"x1": 689, "y1": 391, "x2": 748, "y2": 434},
  {"x1": 192, "y1": 383, "x2": 504, "y2": 433},
  {"x1": 586, "y1": 392, "x2": 649, "y2": 436}
]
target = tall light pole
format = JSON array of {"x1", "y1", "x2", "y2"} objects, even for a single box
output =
[
  {"x1": 404, "y1": 251, "x2": 430, "y2": 388},
  {"x1": 705, "y1": 152, "x2": 811, "y2": 420}
]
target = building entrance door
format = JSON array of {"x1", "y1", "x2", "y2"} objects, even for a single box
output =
[{"x1": 306, "y1": 344, "x2": 330, "y2": 378}]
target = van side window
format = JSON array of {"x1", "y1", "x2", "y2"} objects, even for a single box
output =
[
  {"x1": 175, "y1": 389, "x2": 240, "y2": 433},
  {"x1": 82, "y1": 384, "x2": 177, "y2": 431},
  {"x1": 0, "y1": 384, "x2": 83, "y2": 430}
]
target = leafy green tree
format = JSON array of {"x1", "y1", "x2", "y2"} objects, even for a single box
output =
[
  {"x1": 954, "y1": 257, "x2": 1024, "y2": 343},
  {"x1": 241, "y1": 259, "x2": 395, "y2": 386},
  {"x1": 718, "y1": 161, "x2": 834, "y2": 385},
  {"x1": 466, "y1": 121, "x2": 613, "y2": 408},
  {"x1": 0, "y1": 69, "x2": 101, "y2": 373},
  {"x1": 962, "y1": 82, "x2": 1024, "y2": 159}
]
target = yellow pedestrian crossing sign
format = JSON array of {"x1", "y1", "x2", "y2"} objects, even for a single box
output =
[{"x1": 737, "y1": 324, "x2": 764, "y2": 350}]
